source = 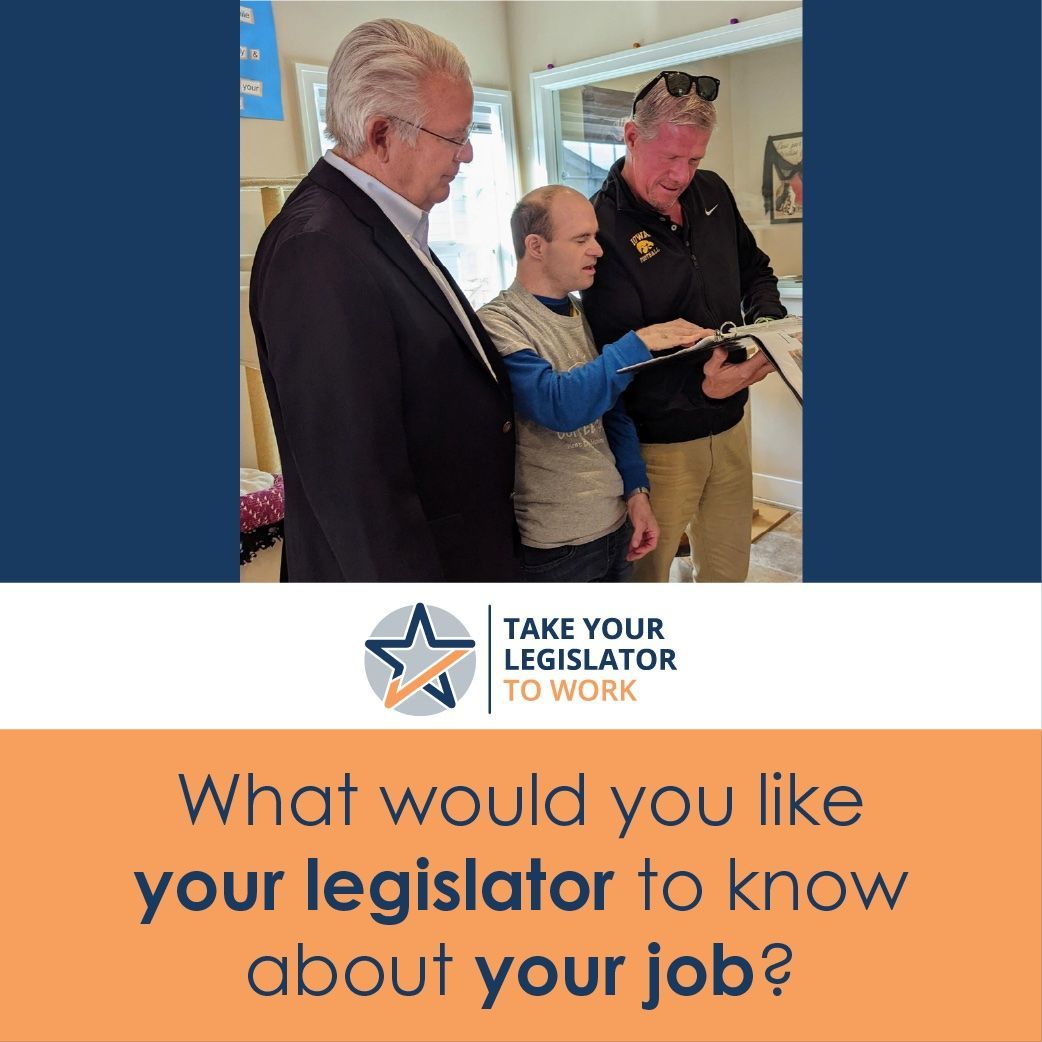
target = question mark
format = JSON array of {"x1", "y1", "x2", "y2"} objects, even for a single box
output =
[{"x1": 761, "y1": 943, "x2": 793, "y2": 996}]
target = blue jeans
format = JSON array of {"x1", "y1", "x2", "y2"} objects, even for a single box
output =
[{"x1": 520, "y1": 520, "x2": 633, "y2": 582}]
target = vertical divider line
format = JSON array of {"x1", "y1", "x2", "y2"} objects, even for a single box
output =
[{"x1": 487, "y1": 603, "x2": 492, "y2": 715}]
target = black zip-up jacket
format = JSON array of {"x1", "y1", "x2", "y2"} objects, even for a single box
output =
[{"x1": 584, "y1": 159, "x2": 785, "y2": 443}]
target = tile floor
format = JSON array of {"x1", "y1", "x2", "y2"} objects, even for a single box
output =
[{"x1": 669, "y1": 503, "x2": 803, "y2": 583}]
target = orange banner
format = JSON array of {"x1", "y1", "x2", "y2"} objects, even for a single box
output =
[{"x1": 1, "y1": 730, "x2": 1039, "y2": 1042}]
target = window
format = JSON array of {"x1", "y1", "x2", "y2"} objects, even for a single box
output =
[
  {"x1": 295, "y1": 67, "x2": 520, "y2": 308},
  {"x1": 296, "y1": 65, "x2": 335, "y2": 165},
  {"x1": 556, "y1": 86, "x2": 629, "y2": 197}
]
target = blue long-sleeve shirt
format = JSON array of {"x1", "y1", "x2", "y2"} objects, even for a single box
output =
[{"x1": 500, "y1": 330, "x2": 650, "y2": 494}]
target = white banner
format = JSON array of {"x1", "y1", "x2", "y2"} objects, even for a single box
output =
[{"x1": 2, "y1": 583, "x2": 1038, "y2": 730}]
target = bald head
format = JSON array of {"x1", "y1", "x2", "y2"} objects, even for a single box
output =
[
  {"x1": 510, "y1": 185, "x2": 588, "y2": 260},
  {"x1": 510, "y1": 185, "x2": 603, "y2": 298}
]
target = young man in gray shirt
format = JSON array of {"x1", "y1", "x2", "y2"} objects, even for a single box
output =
[{"x1": 478, "y1": 185, "x2": 705, "y2": 581}]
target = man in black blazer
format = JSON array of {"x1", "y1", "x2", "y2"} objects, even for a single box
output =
[{"x1": 249, "y1": 18, "x2": 519, "y2": 581}]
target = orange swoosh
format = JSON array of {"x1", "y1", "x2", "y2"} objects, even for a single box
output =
[{"x1": 384, "y1": 649, "x2": 471, "y2": 709}]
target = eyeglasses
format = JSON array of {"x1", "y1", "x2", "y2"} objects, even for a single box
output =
[
  {"x1": 393, "y1": 116, "x2": 474, "y2": 155},
  {"x1": 631, "y1": 71, "x2": 721, "y2": 114}
]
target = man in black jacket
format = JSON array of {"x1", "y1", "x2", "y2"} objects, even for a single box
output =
[
  {"x1": 583, "y1": 71, "x2": 785, "y2": 582},
  {"x1": 249, "y1": 19, "x2": 518, "y2": 581}
]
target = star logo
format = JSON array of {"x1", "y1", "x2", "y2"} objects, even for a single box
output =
[{"x1": 364, "y1": 604, "x2": 477, "y2": 716}]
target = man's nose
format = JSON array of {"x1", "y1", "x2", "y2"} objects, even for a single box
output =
[
  {"x1": 589, "y1": 239, "x2": 604, "y2": 258},
  {"x1": 457, "y1": 139, "x2": 475, "y2": 164}
]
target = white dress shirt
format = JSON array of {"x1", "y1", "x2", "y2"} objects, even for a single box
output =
[{"x1": 323, "y1": 150, "x2": 496, "y2": 380}]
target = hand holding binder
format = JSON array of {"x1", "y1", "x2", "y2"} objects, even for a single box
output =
[
  {"x1": 702, "y1": 343, "x2": 776, "y2": 399},
  {"x1": 618, "y1": 316, "x2": 803, "y2": 405}
]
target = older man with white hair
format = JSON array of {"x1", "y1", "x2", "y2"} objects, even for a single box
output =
[
  {"x1": 250, "y1": 19, "x2": 518, "y2": 581},
  {"x1": 583, "y1": 71, "x2": 787, "y2": 583}
]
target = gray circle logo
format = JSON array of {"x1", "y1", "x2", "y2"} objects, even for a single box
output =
[{"x1": 363, "y1": 603, "x2": 476, "y2": 716}]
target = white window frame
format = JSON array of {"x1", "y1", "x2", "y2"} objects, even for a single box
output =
[
  {"x1": 473, "y1": 85, "x2": 522, "y2": 205},
  {"x1": 295, "y1": 63, "x2": 331, "y2": 169},
  {"x1": 528, "y1": 9, "x2": 802, "y2": 186},
  {"x1": 469, "y1": 86, "x2": 522, "y2": 290}
]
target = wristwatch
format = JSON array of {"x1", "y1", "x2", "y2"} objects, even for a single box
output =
[{"x1": 626, "y1": 486, "x2": 651, "y2": 500}]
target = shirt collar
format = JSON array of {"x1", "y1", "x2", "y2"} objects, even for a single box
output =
[
  {"x1": 611, "y1": 158, "x2": 658, "y2": 218},
  {"x1": 323, "y1": 150, "x2": 430, "y2": 254}
]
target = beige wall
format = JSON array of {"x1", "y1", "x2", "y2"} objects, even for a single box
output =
[
  {"x1": 750, "y1": 364, "x2": 803, "y2": 507},
  {"x1": 730, "y1": 40, "x2": 801, "y2": 277},
  {"x1": 730, "y1": 40, "x2": 802, "y2": 504},
  {"x1": 240, "y1": 3, "x2": 799, "y2": 188}
]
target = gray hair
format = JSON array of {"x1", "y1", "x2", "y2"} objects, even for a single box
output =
[
  {"x1": 631, "y1": 79, "x2": 717, "y2": 141},
  {"x1": 510, "y1": 185, "x2": 583, "y2": 260},
  {"x1": 325, "y1": 19, "x2": 471, "y2": 157}
]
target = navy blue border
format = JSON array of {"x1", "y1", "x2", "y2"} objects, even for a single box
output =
[
  {"x1": 804, "y1": 1, "x2": 1041, "y2": 580},
  {"x1": 2, "y1": 8, "x2": 237, "y2": 580}
]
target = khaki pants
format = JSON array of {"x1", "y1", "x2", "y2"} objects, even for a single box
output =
[{"x1": 633, "y1": 417, "x2": 752, "y2": 583}]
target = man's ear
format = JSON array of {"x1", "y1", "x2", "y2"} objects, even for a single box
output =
[
  {"x1": 622, "y1": 120, "x2": 639, "y2": 151},
  {"x1": 366, "y1": 116, "x2": 394, "y2": 161},
  {"x1": 525, "y1": 234, "x2": 545, "y2": 260}
]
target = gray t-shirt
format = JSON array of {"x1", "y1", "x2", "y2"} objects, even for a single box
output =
[{"x1": 478, "y1": 281, "x2": 626, "y2": 549}]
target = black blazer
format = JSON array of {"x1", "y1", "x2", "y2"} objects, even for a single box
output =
[{"x1": 249, "y1": 160, "x2": 520, "y2": 581}]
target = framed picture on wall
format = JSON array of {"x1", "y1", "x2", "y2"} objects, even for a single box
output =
[{"x1": 764, "y1": 132, "x2": 803, "y2": 224}]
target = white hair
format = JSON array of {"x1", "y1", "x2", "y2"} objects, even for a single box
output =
[
  {"x1": 631, "y1": 80, "x2": 716, "y2": 142},
  {"x1": 325, "y1": 18, "x2": 471, "y2": 157}
]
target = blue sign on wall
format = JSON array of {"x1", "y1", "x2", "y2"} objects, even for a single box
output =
[{"x1": 240, "y1": 2, "x2": 282, "y2": 120}]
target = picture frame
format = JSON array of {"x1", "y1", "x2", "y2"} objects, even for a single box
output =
[{"x1": 765, "y1": 132, "x2": 803, "y2": 224}]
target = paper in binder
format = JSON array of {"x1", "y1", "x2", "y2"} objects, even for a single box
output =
[{"x1": 618, "y1": 316, "x2": 804, "y2": 405}]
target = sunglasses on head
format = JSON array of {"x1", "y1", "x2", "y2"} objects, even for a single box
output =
[{"x1": 631, "y1": 71, "x2": 720, "y2": 114}]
